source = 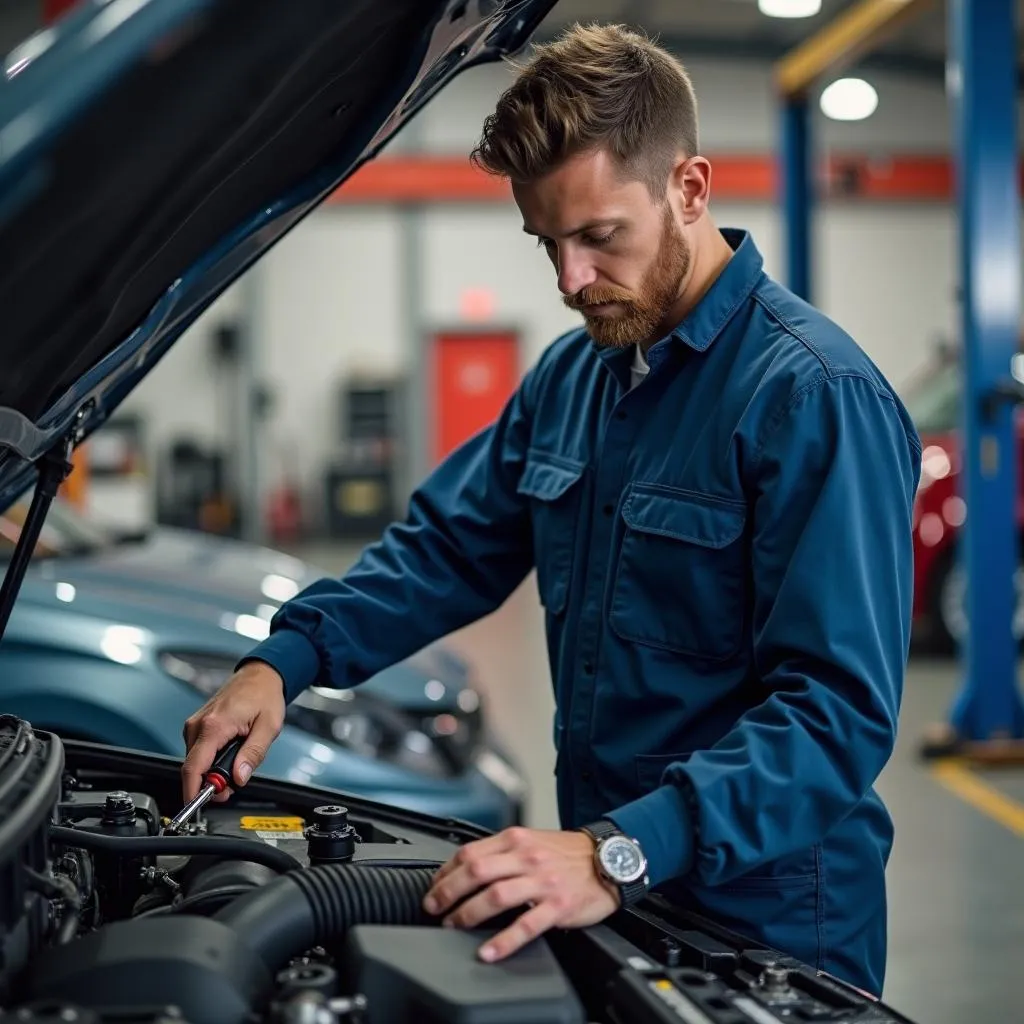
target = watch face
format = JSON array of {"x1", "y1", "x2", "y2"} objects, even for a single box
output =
[{"x1": 599, "y1": 835, "x2": 646, "y2": 883}]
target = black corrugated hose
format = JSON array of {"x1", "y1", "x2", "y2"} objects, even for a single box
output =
[{"x1": 214, "y1": 863, "x2": 439, "y2": 971}]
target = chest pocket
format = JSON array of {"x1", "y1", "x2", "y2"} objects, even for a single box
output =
[
  {"x1": 610, "y1": 484, "x2": 748, "y2": 661},
  {"x1": 516, "y1": 449, "x2": 585, "y2": 616}
]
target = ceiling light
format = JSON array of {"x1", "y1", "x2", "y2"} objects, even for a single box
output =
[
  {"x1": 820, "y1": 78, "x2": 879, "y2": 121},
  {"x1": 758, "y1": 0, "x2": 822, "y2": 17}
]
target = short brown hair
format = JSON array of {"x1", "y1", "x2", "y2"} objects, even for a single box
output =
[{"x1": 471, "y1": 23, "x2": 699, "y2": 197}]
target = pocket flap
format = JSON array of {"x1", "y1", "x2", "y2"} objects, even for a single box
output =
[
  {"x1": 623, "y1": 486, "x2": 746, "y2": 548},
  {"x1": 517, "y1": 450, "x2": 585, "y2": 502}
]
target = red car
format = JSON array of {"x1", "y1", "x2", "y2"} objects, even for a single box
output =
[{"x1": 904, "y1": 347, "x2": 1024, "y2": 650}]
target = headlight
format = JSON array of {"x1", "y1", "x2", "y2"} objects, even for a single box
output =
[
  {"x1": 159, "y1": 651, "x2": 237, "y2": 696},
  {"x1": 287, "y1": 688, "x2": 453, "y2": 780},
  {"x1": 411, "y1": 687, "x2": 485, "y2": 768}
]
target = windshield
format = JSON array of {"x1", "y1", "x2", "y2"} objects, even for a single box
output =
[
  {"x1": 0, "y1": 497, "x2": 112, "y2": 560},
  {"x1": 901, "y1": 360, "x2": 962, "y2": 435}
]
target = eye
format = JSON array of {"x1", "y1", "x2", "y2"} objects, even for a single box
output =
[
  {"x1": 583, "y1": 230, "x2": 618, "y2": 248},
  {"x1": 536, "y1": 237, "x2": 555, "y2": 250}
]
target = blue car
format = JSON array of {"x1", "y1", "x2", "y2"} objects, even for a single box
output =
[{"x1": 0, "y1": 496, "x2": 525, "y2": 830}]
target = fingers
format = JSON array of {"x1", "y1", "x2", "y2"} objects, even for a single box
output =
[
  {"x1": 424, "y1": 849, "x2": 525, "y2": 916},
  {"x1": 478, "y1": 901, "x2": 561, "y2": 963},
  {"x1": 423, "y1": 827, "x2": 619, "y2": 965},
  {"x1": 179, "y1": 662, "x2": 287, "y2": 802},
  {"x1": 182, "y1": 715, "x2": 202, "y2": 752},
  {"x1": 431, "y1": 829, "x2": 517, "y2": 883},
  {"x1": 441, "y1": 873, "x2": 542, "y2": 930},
  {"x1": 234, "y1": 711, "x2": 281, "y2": 788},
  {"x1": 181, "y1": 725, "x2": 233, "y2": 802}
]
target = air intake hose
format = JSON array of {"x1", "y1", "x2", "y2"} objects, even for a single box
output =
[{"x1": 214, "y1": 864, "x2": 438, "y2": 971}]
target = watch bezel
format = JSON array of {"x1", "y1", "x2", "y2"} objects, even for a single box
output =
[{"x1": 596, "y1": 834, "x2": 648, "y2": 884}]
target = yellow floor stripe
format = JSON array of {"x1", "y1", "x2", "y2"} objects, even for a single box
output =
[{"x1": 930, "y1": 761, "x2": 1024, "y2": 838}]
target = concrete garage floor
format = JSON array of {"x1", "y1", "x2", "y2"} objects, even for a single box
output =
[{"x1": 294, "y1": 542, "x2": 1024, "y2": 1024}]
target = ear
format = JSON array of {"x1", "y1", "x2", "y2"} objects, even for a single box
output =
[{"x1": 669, "y1": 155, "x2": 712, "y2": 225}]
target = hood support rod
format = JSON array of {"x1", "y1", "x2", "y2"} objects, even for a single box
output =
[{"x1": 0, "y1": 434, "x2": 75, "y2": 642}]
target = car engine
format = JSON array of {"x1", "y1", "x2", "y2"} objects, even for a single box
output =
[{"x1": 0, "y1": 715, "x2": 916, "y2": 1024}]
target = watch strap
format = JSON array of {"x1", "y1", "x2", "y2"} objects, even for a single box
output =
[
  {"x1": 618, "y1": 876, "x2": 648, "y2": 907},
  {"x1": 579, "y1": 819, "x2": 649, "y2": 908},
  {"x1": 579, "y1": 818, "x2": 619, "y2": 844}
]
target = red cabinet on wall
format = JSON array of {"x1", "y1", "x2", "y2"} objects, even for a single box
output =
[{"x1": 430, "y1": 330, "x2": 519, "y2": 465}]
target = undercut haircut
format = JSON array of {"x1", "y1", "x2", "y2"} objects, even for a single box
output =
[{"x1": 471, "y1": 23, "x2": 699, "y2": 198}]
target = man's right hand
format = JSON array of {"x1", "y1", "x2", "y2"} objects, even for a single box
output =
[{"x1": 181, "y1": 660, "x2": 287, "y2": 802}]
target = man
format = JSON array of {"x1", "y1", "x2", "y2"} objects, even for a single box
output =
[{"x1": 181, "y1": 24, "x2": 921, "y2": 996}]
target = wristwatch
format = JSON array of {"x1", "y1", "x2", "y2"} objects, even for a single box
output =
[{"x1": 579, "y1": 819, "x2": 650, "y2": 907}]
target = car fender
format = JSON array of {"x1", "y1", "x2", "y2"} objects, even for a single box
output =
[{"x1": 0, "y1": 648, "x2": 196, "y2": 753}]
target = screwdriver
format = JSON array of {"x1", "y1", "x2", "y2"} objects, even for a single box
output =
[{"x1": 165, "y1": 737, "x2": 245, "y2": 833}]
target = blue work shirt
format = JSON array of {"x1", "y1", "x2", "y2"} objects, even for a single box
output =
[{"x1": 248, "y1": 229, "x2": 922, "y2": 996}]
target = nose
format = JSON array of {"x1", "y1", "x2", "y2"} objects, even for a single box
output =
[{"x1": 556, "y1": 247, "x2": 598, "y2": 297}]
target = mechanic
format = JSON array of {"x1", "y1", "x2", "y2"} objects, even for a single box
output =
[{"x1": 181, "y1": 23, "x2": 921, "y2": 997}]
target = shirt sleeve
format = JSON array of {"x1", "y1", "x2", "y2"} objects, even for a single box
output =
[
  {"x1": 243, "y1": 365, "x2": 539, "y2": 703},
  {"x1": 608, "y1": 373, "x2": 922, "y2": 888}
]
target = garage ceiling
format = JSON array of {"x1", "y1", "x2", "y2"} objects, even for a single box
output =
[
  {"x1": 535, "y1": 0, "x2": 1024, "y2": 82},
  {"x1": 1, "y1": 0, "x2": 1022, "y2": 87}
]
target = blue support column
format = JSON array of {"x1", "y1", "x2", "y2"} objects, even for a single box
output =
[
  {"x1": 944, "y1": 0, "x2": 1024, "y2": 748},
  {"x1": 781, "y1": 96, "x2": 812, "y2": 302}
]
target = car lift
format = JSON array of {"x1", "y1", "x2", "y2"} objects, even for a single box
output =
[
  {"x1": 919, "y1": 0, "x2": 1024, "y2": 763},
  {"x1": 776, "y1": 0, "x2": 1024, "y2": 764}
]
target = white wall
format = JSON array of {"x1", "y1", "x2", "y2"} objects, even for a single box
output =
[
  {"x1": 122, "y1": 286, "x2": 244, "y2": 473},
  {"x1": 258, "y1": 210, "x2": 405, "y2": 500},
  {"x1": 817, "y1": 205, "x2": 958, "y2": 389},
  {"x1": 119, "y1": 210, "x2": 407, "y2": 524},
  {"x1": 115, "y1": 54, "x2": 1010, "y2": 527}
]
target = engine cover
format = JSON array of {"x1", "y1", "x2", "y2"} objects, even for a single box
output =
[
  {"x1": 340, "y1": 925, "x2": 585, "y2": 1023},
  {"x1": 25, "y1": 916, "x2": 272, "y2": 1024}
]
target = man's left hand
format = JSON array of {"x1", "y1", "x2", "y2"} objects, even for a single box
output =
[{"x1": 422, "y1": 826, "x2": 620, "y2": 963}]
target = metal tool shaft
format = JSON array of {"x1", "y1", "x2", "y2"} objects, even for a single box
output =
[
  {"x1": 166, "y1": 781, "x2": 215, "y2": 833},
  {"x1": 166, "y1": 737, "x2": 244, "y2": 833}
]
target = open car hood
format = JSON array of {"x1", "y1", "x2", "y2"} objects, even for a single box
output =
[{"x1": 0, "y1": 0, "x2": 556, "y2": 513}]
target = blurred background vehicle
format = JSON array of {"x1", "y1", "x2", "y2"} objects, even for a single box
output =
[
  {"x1": 904, "y1": 344, "x2": 1024, "y2": 651},
  {"x1": 0, "y1": 496, "x2": 526, "y2": 830}
]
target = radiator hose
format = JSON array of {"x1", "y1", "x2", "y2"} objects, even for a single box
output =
[{"x1": 214, "y1": 863, "x2": 439, "y2": 971}]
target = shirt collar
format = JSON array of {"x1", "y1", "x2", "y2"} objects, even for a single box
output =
[{"x1": 595, "y1": 228, "x2": 763, "y2": 368}]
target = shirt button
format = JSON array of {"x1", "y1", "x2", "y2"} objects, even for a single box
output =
[
  {"x1": 615, "y1": 410, "x2": 627, "y2": 421},
  {"x1": 602, "y1": 503, "x2": 614, "y2": 516},
  {"x1": 581, "y1": 771, "x2": 593, "y2": 782},
  {"x1": 583, "y1": 661, "x2": 594, "y2": 675}
]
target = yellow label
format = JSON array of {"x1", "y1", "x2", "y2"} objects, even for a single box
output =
[{"x1": 239, "y1": 815, "x2": 305, "y2": 832}]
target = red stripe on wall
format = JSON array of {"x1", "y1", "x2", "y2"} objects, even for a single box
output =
[
  {"x1": 333, "y1": 156, "x2": 513, "y2": 202},
  {"x1": 327, "y1": 153, "x2": 1024, "y2": 205}
]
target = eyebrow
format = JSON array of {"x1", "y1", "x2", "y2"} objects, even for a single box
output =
[{"x1": 522, "y1": 219, "x2": 622, "y2": 239}]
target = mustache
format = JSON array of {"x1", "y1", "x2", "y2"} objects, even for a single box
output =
[{"x1": 563, "y1": 286, "x2": 636, "y2": 311}]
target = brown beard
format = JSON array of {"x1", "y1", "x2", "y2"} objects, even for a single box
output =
[{"x1": 564, "y1": 207, "x2": 690, "y2": 348}]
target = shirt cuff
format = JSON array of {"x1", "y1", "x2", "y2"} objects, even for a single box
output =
[
  {"x1": 605, "y1": 783, "x2": 697, "y2": 888},
  {"x1": 238, "y1": 628, "x2": 321, "y2": 704}
]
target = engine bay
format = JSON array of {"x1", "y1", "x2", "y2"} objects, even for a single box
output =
[{"x1": 0, "y1": 715, "x2": 915, "y2": 1024}]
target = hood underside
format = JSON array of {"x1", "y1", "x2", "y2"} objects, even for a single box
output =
[{"x1": 0, "y1": 0, "x2": 555, "y2": 512}]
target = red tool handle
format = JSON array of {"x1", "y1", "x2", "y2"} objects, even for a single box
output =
[{"x1": 205, "y1": 737, "x2": 245, "y2": 793}]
